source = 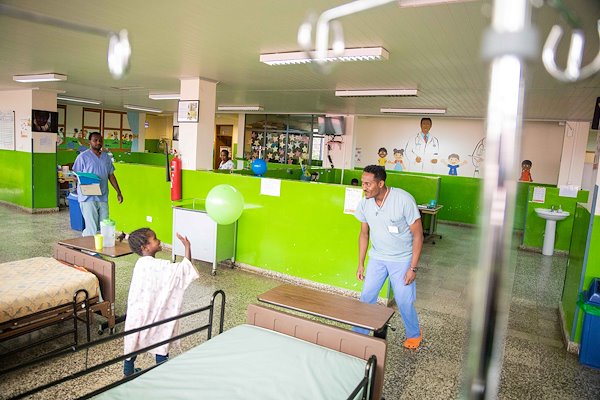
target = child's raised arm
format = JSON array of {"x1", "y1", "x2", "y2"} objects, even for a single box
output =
[{"x1": 176, "y1": 233, "x2": 191, "y2": 261}]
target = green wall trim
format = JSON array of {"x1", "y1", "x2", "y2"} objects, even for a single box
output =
[
  {"x1": 562, "y1": 204, "x2": 591, "y2": 342},
  {"x1": 0, "y1": 149, "x2": 32, "y2": 208},
  {"x1": 33, "y1": 153, "x2": 57, "y2": 209}
]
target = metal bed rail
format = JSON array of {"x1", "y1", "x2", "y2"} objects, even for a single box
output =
[
  {"x1": 0, "y1": 289, "x2": 91, "y2": 367},
  {"x1": 346, "y1": 354, "x2": 377, "y2": 400},
  {"x1": 3, "y1": 290, "x2": 225, "y2": 400}
]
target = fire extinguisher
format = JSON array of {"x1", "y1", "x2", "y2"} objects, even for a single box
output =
[{"x1": 170, "y1": 153, "x2": 182, "y2": 201}]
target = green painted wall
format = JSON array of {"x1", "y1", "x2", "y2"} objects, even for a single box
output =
[
  {"x1": 562, "y1": 204, "x2": 591, "y2": 342},
  {"x1": 0, "y1": 150, "x2": 32, "y2": 207},
  {"x1": 57, "y1": 150, "x2": 78, "y2": 166},
  {"x1": 32, "y1": 153, "x2": 57, "y2": 208},
  {"x1": 577, "y1": 214, "x2": 600, "y2": 339},
  {"x1": 522, "y1": 187, "x2": 589, "y2": 251},
  {"x1": 108, "y1": 164, "x2": 366, "y2": 292},
  {"x1": 145, "y1": 139, "x2": 160, "y2": 153}
]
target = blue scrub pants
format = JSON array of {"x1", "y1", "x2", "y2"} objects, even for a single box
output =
[
  {"x1": 80, "y1": 201, "x2": 109, "y2": 236},
  {"x1": 353, "y1": 258, "x2": 420, "y2": 339}
]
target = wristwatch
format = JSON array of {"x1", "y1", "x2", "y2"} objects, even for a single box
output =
[{"x1": 410, "y1": 266, "x2": 418, "y2": 272}]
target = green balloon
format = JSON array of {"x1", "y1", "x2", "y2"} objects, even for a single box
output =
[{"x1": 205, "y1": 184, "x2": 244, "y2": 225}]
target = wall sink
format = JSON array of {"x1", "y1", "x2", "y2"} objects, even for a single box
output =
[{"x1": 534, "y1": 208, "x2": 570, "y2": 256}]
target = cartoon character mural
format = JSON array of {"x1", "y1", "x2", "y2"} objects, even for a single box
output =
[
  {"x1": 444, "y1": 153, "x2": 467, "y2": 175},
  {"x1": 405, "y1": 117, "x2": 440, "y2": 172},
  {"x1": 389, "y1": 148, "x2": 406, "y2": 171},
  {"x1": 519, "y1": 159, "x2": 533, "y2": 182},
  {"x1": 470, "y1": 137, "x2": 485, "y2": 177},
  {"x1": 377, "y1": 147, "x2": 388, "y2": 167}
]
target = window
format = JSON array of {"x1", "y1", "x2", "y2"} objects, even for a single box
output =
[{"x1": 243, "y1": 114, "x2": 319, "y2": 165}]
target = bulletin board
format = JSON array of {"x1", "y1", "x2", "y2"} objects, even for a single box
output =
[{"x1": 0, "y1": 110, "x2": 15, "y2": 150}]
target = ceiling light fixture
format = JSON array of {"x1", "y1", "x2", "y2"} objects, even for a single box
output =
[
  {"x1": 260, "y1": 47, "x2": 389, "y2": 66},
  {"x1": 13, "y1": 73, "x2": 67, "y2": 83},
  {"x1": 336, "y1": 89, "x2": 418, "y2": 97},
  {"x1": 380, "y1": 107, "x2": 447, "y2": 114},
  {"x1": 217, "y1": 105, "x2": 264, "y2": 112},
  {"x1": 149, "y1": 92, "x2": 181, "y2": 100},
  {"x1": 123, "y1": 104, "x2": 162, "y2": 113},
  {"x1": 57, "y1": 95, "x2": 102, "y2": 105}
]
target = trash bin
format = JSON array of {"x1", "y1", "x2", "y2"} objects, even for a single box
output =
[
  {"x1": 67, "y1": 193, "x2": 85, "y2": 231},
  {"x1": 579, "y1": 278, "x2": 600, "y2": 369}
]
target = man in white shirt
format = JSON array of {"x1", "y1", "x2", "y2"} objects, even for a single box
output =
[{"x1": 354, "y1": 165, "x2": 424, "y2": 349}]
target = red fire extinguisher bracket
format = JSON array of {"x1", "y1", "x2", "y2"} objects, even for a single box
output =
[{"x1": 170, "y1": 155, "x2": 182, "y2": 201}]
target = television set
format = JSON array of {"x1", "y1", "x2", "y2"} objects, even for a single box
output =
[
  {"x1": 32, "y1": 109, "x2": 59, "y2": 133},
  {"x1": 318, "y1": 116, "x2": 345, "y2": 135}
]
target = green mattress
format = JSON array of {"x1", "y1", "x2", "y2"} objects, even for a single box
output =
[{"x1": 94, "y1": 324, "x2": 367, "y2": 399}]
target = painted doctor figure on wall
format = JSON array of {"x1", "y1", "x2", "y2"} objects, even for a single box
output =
[{"x1": 405, "y1": 117, "x2": 439, "y2": 172}]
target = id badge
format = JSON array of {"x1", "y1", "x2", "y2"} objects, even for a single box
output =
[{"x1": 388, "y1": 225, "x2": 399, "y2": 234}]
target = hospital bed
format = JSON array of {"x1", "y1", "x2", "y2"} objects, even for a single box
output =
[
  {"x1": 10, "y1": 291, "x2": 385, "y2": 400},
  {"x1": 0, "y1": 244, "x2": 116, "y2": 359}
]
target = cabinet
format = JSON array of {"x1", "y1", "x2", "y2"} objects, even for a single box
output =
[{"x1": 172, "y1": 206, "x2": 237, "y2": 275}]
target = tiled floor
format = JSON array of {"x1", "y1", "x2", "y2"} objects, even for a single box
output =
[{"x1": 1, "y1": 204, "x2": 599, "y2": 399}]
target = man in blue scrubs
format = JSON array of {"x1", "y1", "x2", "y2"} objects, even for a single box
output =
[
  {"x1": 354, "y1": 165, "x2": 424, "y2": 348},
  {"x1": 73, "y1": 132, "x2": 123, "y2": 236}
]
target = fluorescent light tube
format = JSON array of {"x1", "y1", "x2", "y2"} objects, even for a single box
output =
[
  {"x1": 13, "y1": 73, "x2": 67, "y2": 83},
  {"x1": 336, "y1": 89, "x2": 418, "y2": 97},
  {"x1": 149, "y1": 92, "x2": 181, "y2": 100},
  {"x1": 57, "y1": 96, "x2": 102, "y2": 105},
  {"x1": 217, "y1": 105, "x2": 264, "y2": 112},
  {"x1": 380, "y1": 108, "x2": 446, "y2": 114},
  {"x1": 123, "y1": 104, "x2": 162, "y2": 113},
  {"x1": 260, "y1": 47, "x2": 389, "y2": 66}
]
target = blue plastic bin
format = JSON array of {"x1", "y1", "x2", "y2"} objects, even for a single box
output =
[
  {"x1": 579, "y1": 278, "x2": 600, "y2": 369},
  {"x1": 67, "y1": 193, "x2": 85, "y2": 231}
]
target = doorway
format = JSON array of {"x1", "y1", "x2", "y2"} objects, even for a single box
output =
[{"x1": 214, "y1": 125, "x2": 233, "y2": 169}]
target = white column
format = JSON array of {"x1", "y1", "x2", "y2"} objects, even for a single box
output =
[
  {"x1": 323, "y1": 115, "x2": 355, "y2": 170},
  {"x1": 236, "y1": 113, "x2": 245, "y2": 169},
  {"x1": 178, "y1": 78, "x2": 217, "y2": 170},
  {"x1": 557, "y1": 121, "x2": 590, "y2": 187},
  {"x1": 135, "y1": 113, "x2": 146, "y2": 152}
]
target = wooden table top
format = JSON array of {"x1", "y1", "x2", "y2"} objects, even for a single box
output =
[
  {"x1": 417, "y1": 204, "x2": 443, "y2": 214},
  {"x1": 58, "y1": 236, "x2": 133, "y2": 258},
  {"x1": 258, "y1": 284, "x2": 394, "y2": 331}
]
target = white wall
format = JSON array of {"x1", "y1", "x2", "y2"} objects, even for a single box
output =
[
  {"x1": 354, "y1": 116, "x2": 564, "y2": 184},
  {"x1": 0, "y1": 89, "x2": 33, "y2": 152},
  {"x1": 557, "y1": 121, "x2": 590, "y2": 187}
]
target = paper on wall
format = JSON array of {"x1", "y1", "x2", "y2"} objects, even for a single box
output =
[
  {"x1": 558, "y1": 185, "x2": 579, "y2": 198},
  {"x1": 260, "y1": 178, "x2": 281, "y2": 197},
  {"x1": 532, "y1": 186, "x2": 546, "y2": 203},
  {"x1": 344, "y1": 187, "x2": 363, "y2": 214}
]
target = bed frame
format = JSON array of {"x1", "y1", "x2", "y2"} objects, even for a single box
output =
[
  {"x1": 5, "y1": 291, "x2": 385, "y2": 400},
  {"x1": 248, "y1": 304, "x2": 387, "y2": 400},
  {"x1": 0, "y1": 244, "x2": 116, "y2": 358}
]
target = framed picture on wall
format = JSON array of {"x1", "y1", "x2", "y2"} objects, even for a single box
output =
[
  {"x1": 177, "y1": 100, "x2": 199, "y2": 123},
  {"x1": 32, "y1": 110, "x2": 59, "y2": 133},
  {"x1": 173, "y1": 126, "x2": 179, "y2": 141}
]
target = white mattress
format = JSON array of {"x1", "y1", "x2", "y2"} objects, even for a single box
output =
[{"x1": 93, "y1": 324, "x2": 367, "y2": 399}]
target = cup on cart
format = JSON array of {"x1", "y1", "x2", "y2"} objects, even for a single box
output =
[
  {"x1": 94, "y1": 234, "x2": 103, "y2": 250},
  {"x1": 100, "y1": 219, "x2": 116, "y2": 247}
]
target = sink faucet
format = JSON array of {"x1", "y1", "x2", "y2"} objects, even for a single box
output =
[
  {"x1": 551, "y1": 205, "x2": 555, "y2": 212},
  {"x1": 558, "y1": 204, "x2": 562, "y2": 212}
]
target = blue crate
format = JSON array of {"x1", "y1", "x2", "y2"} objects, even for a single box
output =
[
  {"x1": 579, "y1": 278, "x2": 600, "y2": 369},
  {"x1": 67, "y1": 194, "x2": 85, "y2": 231}
]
